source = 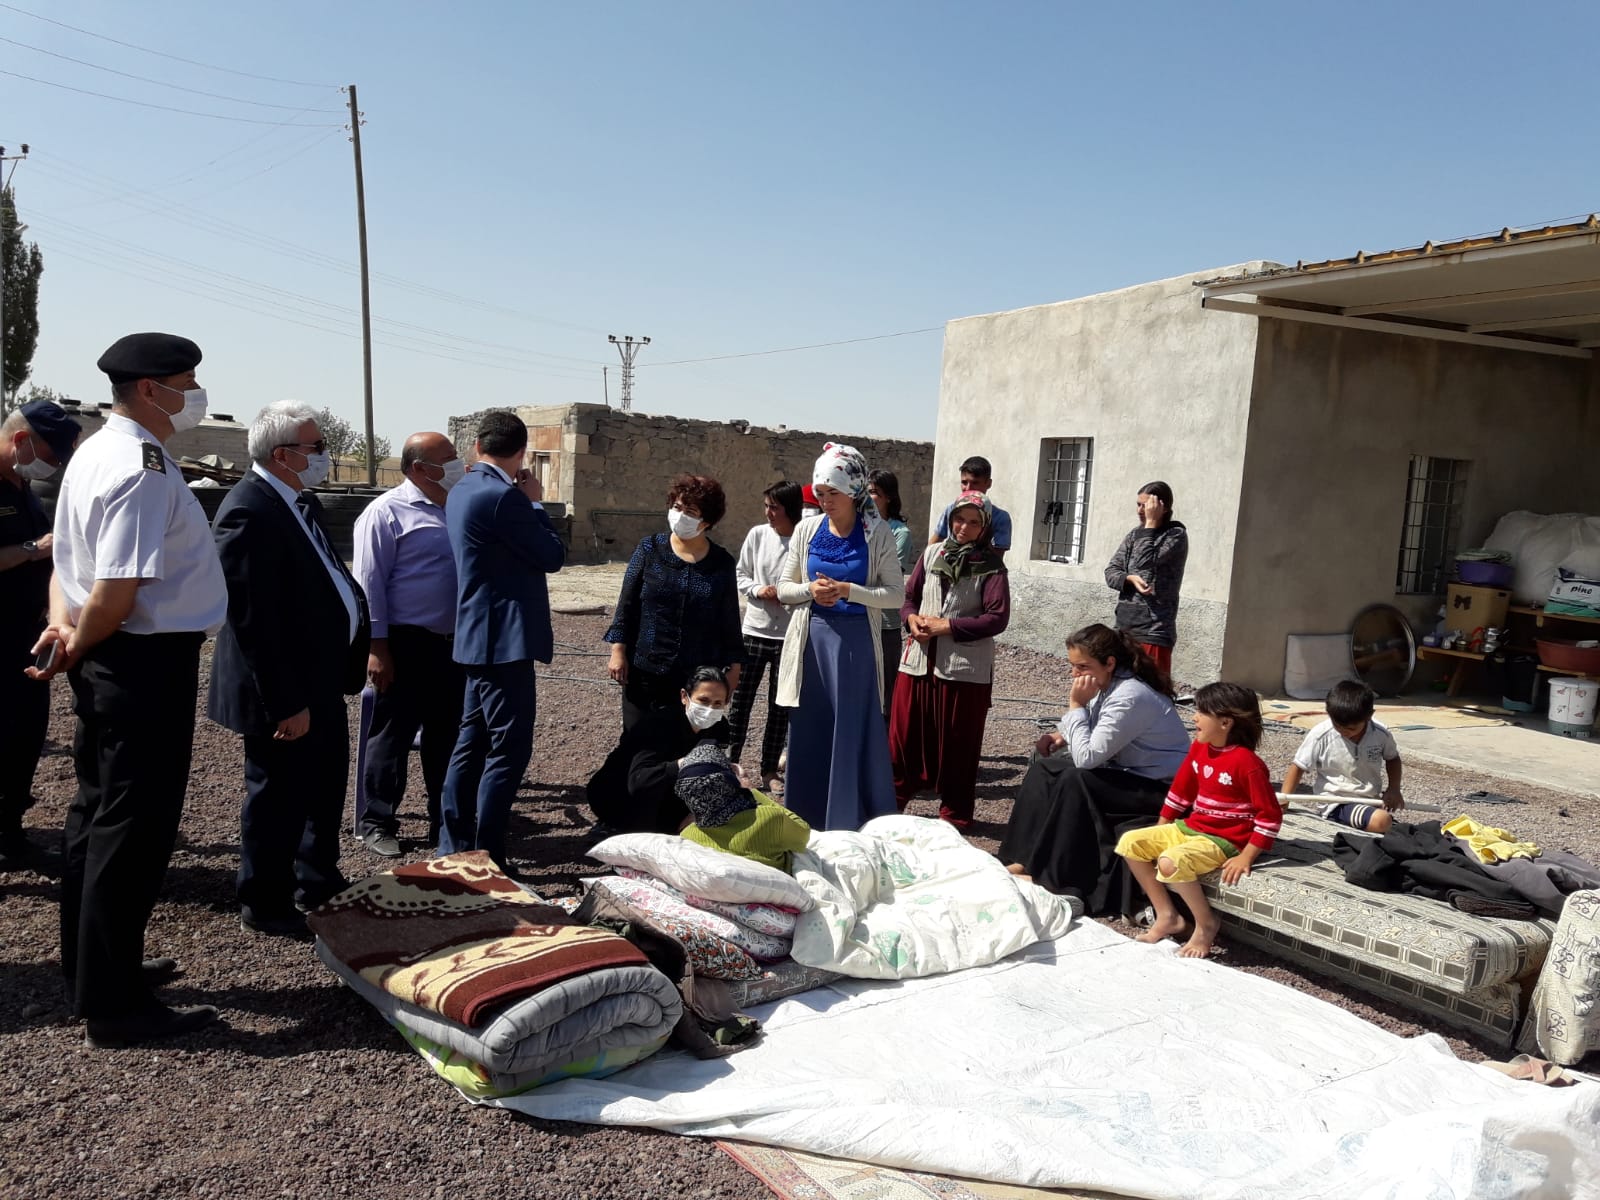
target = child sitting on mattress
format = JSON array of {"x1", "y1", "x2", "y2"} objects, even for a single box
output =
[
  {"x1": 1115, "y1": 682, "x2": 1282, "y2": 958},
  {"x1": 1280, "y1": 680, "x2": 1405, "y2": 833},
  {"x1": 675, "y1": 741, "x2": 812, "y2": 872}
]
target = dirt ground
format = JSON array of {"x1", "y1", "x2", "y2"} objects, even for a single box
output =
[{"x1": 3, "y1": 611, "x2": 1597, "y2": 1200}]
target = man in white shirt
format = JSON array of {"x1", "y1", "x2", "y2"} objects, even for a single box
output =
[
  {"x1": 30, "y1": 331, "x2": 228, "y2": 1048},
  {"x1": 208, "y1": 401, "x2": 370, "y2": 939}
]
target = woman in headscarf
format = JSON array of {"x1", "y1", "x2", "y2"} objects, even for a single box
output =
[
  {"x1": 775, "y1": 443, "x2": 906, "y2": 830},
  {"x1": 1104, "y1": 481, "x2": 1188, "y2": 676},
  {"x1": 888, "y1": 492, "x2": 1010, "y2": 829}
]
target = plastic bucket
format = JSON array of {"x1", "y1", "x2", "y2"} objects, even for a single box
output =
[{"x1": 1548, "y1": 677, "x2": 1599, "y2": 737}]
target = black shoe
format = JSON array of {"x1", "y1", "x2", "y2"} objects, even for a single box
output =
[
  {"x1": 142, "y1": 957, "x2": 181, "y2": 983},
  {"x1": 240, "y1": 911, "x2": 311, "y2": 940},
  {"x1": 362, "y1": 830, "x2": 401, "y2": 858},
  {"x1": 0, "y1": 826, "x2": 34, "y2": 866},
  {"x1": 84, "y1": 1003, "x2": 218, "y2": 1049}
]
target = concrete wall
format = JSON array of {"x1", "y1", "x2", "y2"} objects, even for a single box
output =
[
  {"x1": 451, "y1": 403, "x2": 935, "y2": 564},
  {"x1": 1221, "y1": 321, "x2": 1600, "y2": 691},
  {"x1": 933, "y1": 267, "x2": 1269, "y2": 683}
]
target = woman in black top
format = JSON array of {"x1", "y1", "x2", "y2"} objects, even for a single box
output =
[
  {"x1": 586, "y1": 666, "x2": 731, "y2": 835},
  {"x1": 604, "y1": 474, "x2": 744, "y2": 730},
  {"x1": 1104, "y1": 480, "x2": 1188, "y2": 676}
]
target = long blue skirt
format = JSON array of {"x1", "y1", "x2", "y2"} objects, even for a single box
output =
[{"x1": 784, "y1": 606, "x2": 897, "y2": 831}]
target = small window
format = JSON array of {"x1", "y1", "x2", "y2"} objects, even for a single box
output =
[
  {"x1": 1395, "y1": 454, "x2": 1469, "y2": 594},
  {"x1": 1033, "y1": 437, "x2": 1094, "y2": 564}
]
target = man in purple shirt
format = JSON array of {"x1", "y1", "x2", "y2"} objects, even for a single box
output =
[{"x1": 351, "y1": 431, "x2": 465, "y2": 856}]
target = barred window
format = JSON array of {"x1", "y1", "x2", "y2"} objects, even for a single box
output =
[
  {"x1": 1395, "y1": 455, "x2": 1469, "y2": 594},
  {"x1": 1033, "y1": 437, "x2": 1094, "y2": 564}
]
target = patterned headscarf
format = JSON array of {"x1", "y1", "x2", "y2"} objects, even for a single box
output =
[
  {"x1": 929, "y1": 491, "x2": 1005, "y2": 581},
  {"x1": 674, "y1": 740, "x2": 755, "y2": 829},
  {"x1": 812, "y1": 442, "x2": 880, "y2": 532}
]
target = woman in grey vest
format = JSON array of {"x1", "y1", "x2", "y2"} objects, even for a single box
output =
[{"x1": 889, "y1": 491, "x2": 1010, "y2": 828}]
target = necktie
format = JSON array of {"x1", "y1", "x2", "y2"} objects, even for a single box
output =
[{"x1": 295, "y1": 492, "x2": 343, "y2": 568}]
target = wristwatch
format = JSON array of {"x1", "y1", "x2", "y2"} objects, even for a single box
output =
[{"x1": 21, "y1": 539, "x2": 39, "y2": 557}]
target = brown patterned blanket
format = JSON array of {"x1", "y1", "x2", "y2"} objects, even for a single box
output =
[{"x1": 308, "y1": 852, "x2": 647, "y2": 1027}]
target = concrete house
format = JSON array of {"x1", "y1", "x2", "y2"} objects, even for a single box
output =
[{"x1": 933, "y1": 219, "x2": 1600, "y2": 690}]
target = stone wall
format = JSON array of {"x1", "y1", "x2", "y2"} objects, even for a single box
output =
[{"x1": 449, "y1": 403, "x2": 935, "y2": 563}]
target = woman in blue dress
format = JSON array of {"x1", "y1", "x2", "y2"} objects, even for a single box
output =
[{"x1": 775, "y1": 443, "x2": 906, "y2": 829}]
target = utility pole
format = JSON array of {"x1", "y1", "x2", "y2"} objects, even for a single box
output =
[
  {"x1": 603, "y1": 365, "x2": 610, "y2": 407},
  {"x1": 345, "y1": 86, "x2": 376, "y2": 485},
  {"x1": 0, "y1": 143, "x2": 29, "y2": 415},
  {"x1": 607, "y1": 334, "x2": 650, "y2": 413}
]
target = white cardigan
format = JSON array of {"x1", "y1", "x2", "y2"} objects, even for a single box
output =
[{"x1": 775, "y1": 514, "x2": 906, "y2": 712}]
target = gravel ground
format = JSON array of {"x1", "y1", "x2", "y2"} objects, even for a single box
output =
[{"x1": 4, "y1": 613, "x2": 1597, "y2": 1200}]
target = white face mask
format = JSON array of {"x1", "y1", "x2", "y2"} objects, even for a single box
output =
[
  {"x1": 294, "y1": 451, "x2": 332, "y2": 489},
  {"x1": 153, "y1": 382, "x2": 208, "y2": 433},
  {"x1": 685, "y1": 702, "x2": 723, "y2": 731},
  {"x1": 14, "y1": 438, "x2": 56, "y2": 480},
  {"x1": 431, "y1": 458, "x2": 466, "y2": 491},
  {"x1": 667, "y1": 507, "x2": 704, "y2": 539}
]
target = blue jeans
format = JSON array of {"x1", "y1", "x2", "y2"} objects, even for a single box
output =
[{"x1": 439, "y1": 661, "x2": 537, "y2": 867}]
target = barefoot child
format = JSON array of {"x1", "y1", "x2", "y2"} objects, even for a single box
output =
[
  {"x1": 1114, "y1": 682, "x2": 1280, "y2": 958},
  {"x1": 1280, "y1": 680, "x2": 1404, "y2": 833}
]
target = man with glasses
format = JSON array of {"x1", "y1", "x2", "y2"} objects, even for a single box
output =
[
  {"x1": 31, "y1": 332, "x2": 227, "y2": 1047},
  {"x1": 351, "y1": 430, "x2": 464, "y2": 856},
  {"x1": 208, "y1": 401, "x2": 370, "y2": 939}
]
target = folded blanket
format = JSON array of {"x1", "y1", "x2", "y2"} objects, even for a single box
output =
[
  {"x1": 308, "y1": 851, "x2": 648, "y2": 1027},
  {"x1": 611, "y1": 868, "x2": 794, "y2": 960},
  {"x1": 315, "y1": 939, "x2": 682, "y2": 1077}
]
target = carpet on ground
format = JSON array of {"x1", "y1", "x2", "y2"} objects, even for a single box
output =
[{"x1": 1261, "y1": 698, "x2": 1505, "y2": 732}]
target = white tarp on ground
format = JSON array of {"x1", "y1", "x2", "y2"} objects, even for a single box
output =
[{"x1": 497, "y1": 921, "x2": 1600, "y2": 1200}]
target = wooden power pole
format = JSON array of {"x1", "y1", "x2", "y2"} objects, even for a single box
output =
[{"x1": 347, "y1": 85, "x2": 376, "y2": 485}]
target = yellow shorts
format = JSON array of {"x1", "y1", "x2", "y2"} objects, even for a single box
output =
[{"x1": 1115, "y1": 823, "x2": 1230, "y2": 884}]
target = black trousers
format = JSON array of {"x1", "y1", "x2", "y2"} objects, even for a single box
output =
[
  {"x1": 359, "y1": 626, "x2": 463, "y2": 839},
  {"x1": 0, "y1": 619, "x2": 49, "y2": 828},
  {"x1": 238, "y1": 694, "x2": 350, "y2": 920},
  {"x1": 622, "y1": 667, "x2": 685, "y2": 733},
  {"x1": 61, "y1": 631, "x2": 202, "y2": 1020}
]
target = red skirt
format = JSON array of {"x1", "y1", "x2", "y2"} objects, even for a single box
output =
[
  {"x1": 1137, "y1": 642, "x2": 1173, "y2": 675},
  {"x1": 887, "y1": 669, "x2": 993, "y2": 826}
]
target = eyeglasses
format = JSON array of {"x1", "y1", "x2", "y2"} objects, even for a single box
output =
[{"x1": 277, "y1": 440, "x2": 327, "y2": 455}]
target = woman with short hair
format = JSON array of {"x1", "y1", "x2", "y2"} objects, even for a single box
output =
[
  {"x1": 605, "y1": 475, "x2": 743, "y2": 731},
  {"x1": 726, "y1": 479, "x2": 802, "y2": 789}
]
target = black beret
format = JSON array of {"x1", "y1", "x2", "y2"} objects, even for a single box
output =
[
  {"x1": 96, "y1": 332, "x2": 203, "y2": 384},
  {"x1": 19, "y1": 399, "x2": 83, "y2": 465}
]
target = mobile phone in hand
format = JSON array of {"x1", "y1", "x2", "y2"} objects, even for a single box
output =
[{"x1": 33, "y1": 642, "x2": 61, "y2": 673}]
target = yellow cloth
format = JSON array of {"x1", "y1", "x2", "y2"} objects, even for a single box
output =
[
  {"x1": 681, "y1": 790, "x2": 811, "y2": 871},
  {"x1": 1442, "y1": 815, "x2": 1541, "y2": 863},
  {"x1": 1115, "y1": 823, "x2": 1231, "y2": 884}
]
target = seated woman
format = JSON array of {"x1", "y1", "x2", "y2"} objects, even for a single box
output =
[
  {"x1": 675, "y1": 741, "x2": 811, "y2": 871},
  {"x1": 997, "y1": 624, "x2": 1188, "y2": 914},
  {"x1": 586, "y1": 666, "x2": 731, "y2": 836}
]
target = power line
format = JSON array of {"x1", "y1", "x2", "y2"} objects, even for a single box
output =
[
  {"x1": 647, "y1": 326, "x2": 944, "y2": 366},
  {"x1": 0, "y1": 35, "x2": 344, "y2": 111},
  {"x1": 0, "y1": 68, "x2": 345, "y2": 126},
  {"x1": 0, "y1": 2, "x2": 338, "y2": 88}
]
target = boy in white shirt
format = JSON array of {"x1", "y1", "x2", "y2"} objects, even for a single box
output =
[{"x1": 1281, "y1": 681, "x2": 1405, "y2": 833}]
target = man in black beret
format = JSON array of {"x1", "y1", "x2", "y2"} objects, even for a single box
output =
[
  {"x1": 29, "y1": 331, "x2": 228, "y2": 1047},
  {"x1": 0, "y1": 399, "x2": 81, "y2": 863}
]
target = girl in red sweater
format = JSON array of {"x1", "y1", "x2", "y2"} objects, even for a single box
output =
[{"x1": 1115, "y1": 682, "x2": 1280, "y2": 958}]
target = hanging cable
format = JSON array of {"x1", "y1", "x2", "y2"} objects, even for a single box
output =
[
  {"x1": 0, "y1": 68, "x2": 344, "y2": 125},
  {"x1": 646, "y1": 327, "x2": 943, "y2": 366}
]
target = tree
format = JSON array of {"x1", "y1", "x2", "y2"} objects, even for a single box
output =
[
  {"x1": 351, "y1": 433, "x2": 392, "y2": 464},
  {"x1": 1, "y1": 184, "x2": 45, "y2": 415},
  {"x1": 316, "y1": 407, "x2": 358, "y2": 480},
  {"x1": 18, "y1": 383, "x2": 61, "y2": 406}
]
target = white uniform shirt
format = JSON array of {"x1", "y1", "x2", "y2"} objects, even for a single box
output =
[
  {"x1": 250, "y1": 464, "x2": 360, "y2": 642},
  {"x1": 52, "y1": 413, "x2": 227, "y2": 636},
  {"x1": 735, "y1": 522, "x2": 794, "y2": 640},
  {"x1": 1292, "y1": 717, "x2": 1399, "y2": 798}
]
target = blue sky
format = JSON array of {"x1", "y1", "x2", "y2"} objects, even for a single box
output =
[{"x1": 2, "y1": 1, "x2": 1595, "y2": 447}]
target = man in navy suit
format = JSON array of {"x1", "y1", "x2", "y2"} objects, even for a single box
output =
[
  {"x1": 439, "y1": 410, "x2": 565, "y2": 867},
  {"x1": 209, "y1": 401, "x2": 370, "y2": 938}
]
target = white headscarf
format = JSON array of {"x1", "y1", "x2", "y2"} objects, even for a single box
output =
[{"x1": 812, "y1": 442, "x2": 880, "y2": 535}]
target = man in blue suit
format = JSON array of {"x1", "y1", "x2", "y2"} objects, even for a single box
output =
[{"x1": 439, "y1": 410, "x2": 565, "y2": 867}]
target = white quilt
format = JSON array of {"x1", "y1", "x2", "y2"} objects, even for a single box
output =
[
  {"x1": 787, "y1": 814, "x2": 1080, "y2": 978},
  {"x1": 498, "y1": 920, "x2": 1600, "y2": 1199}
]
